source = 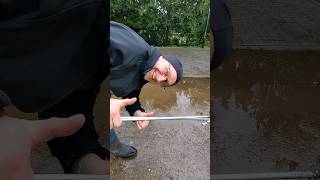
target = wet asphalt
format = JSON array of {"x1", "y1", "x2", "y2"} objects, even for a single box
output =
[{"x1": 212, "y1": 49, "x2": 320, "y2": 174}]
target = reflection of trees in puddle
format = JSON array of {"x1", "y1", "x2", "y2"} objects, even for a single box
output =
[
  {"x1": 213, "y1": 50, "x2": 320, "y2": 140},
  {"x1": 140, "y1": 77, "x2": 210, "y2": 115},
  {"x1": 169, "y1": 91, "x2": 194, "y2": 116}
]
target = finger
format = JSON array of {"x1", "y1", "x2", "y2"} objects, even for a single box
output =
[
  {"x1": 136, "y1": 121, "x2": 142, "y2": 130},
  {"x1": 112, "y1": 111, "x2": 122, "y2": 128},
  {"x1": 11, "y1": 158, "x2": 35, "y2": 180},
  {"x1": 120, "y1": 97, "x2": 137, "y2": 107},
  {"x1": 30, "y1": 114, "x2": 85, "y2": 144},
  {"x1": 110, "y1": 115, "x2": 113, "y2": 128},
  {"x1": 137, "y1": 120, "x2": 150, "y2": 130},
  {"x1": 142, "y1": 120, "x2": 150, "y2": 128},
  {"x1": 143, "y1": 111, "x2": 155, "y2": 116}
]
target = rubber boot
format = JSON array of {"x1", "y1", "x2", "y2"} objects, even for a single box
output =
[{"x1": 108, "y1": 129, "x2": 137, "y2": 158}]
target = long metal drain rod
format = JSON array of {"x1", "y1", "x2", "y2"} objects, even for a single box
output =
[
  {"x1": 211, "y1": 170, "x2": 320, "y2": 180},
  {"x1": 121, "y1": 115, "x2": 210, "y2": 122}
]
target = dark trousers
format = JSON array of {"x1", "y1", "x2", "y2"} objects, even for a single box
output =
[{"x1": 38, "y1": 74, "x2": 107, "y2": 173}]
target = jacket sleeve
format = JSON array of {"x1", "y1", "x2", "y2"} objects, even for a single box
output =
[
  {"x1": 122, "y1": 89, "x2": 145, "y2": 116},
  {"x1": 0, "y1": 89, "x2": 10, "y2": 115}
]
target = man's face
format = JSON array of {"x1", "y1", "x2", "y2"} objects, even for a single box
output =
[{"x1": 144, "y1": 56, "x2": 177, "y2": 87}]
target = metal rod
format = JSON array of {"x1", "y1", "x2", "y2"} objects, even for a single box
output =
[
  {"x1": 121, "y1": 116, "x2": 210, "y2": 121},
  {"x1": 211, "y1": 171, "x2": 320, "y2": 180}
]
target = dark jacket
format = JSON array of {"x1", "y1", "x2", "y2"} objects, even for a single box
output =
[
  {"x1": 0, "y1": 0, "x2": 106, "y2": 113},
  {"x1": 110, "y1": 21, "x2": 160, "y2": 115},
  {"x1": 211, "y1": 0, "x2": 233, "y2": 69}
]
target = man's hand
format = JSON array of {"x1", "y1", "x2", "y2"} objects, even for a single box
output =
[
  {"x1": 134, "y1": 110, "x2": 155, "y2": 130},
  {"x1": 0, "y1": 114, "x2": 85, "y2": 180},
  {"x1": 110, "y1": 97, "x2": 137, "y2": 128}
]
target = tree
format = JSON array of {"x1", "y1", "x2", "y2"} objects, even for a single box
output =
[{"x1": 110, "y1": 0, "x2": 210, "y2": 47}]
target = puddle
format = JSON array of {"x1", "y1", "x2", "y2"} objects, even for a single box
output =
[
  {"x1": 212, "y1": 49, "x2": 320, "y2": 174},
  {"x1": 140, "y1": 77, "x2": 210, "y2": 116},
  {"x1": 112, "y1": 77, "x2": 210, "y2": 180}
]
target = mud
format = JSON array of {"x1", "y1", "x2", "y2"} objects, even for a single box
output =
[{"x1": 212, "y1": 49, "x2": 320, "y2": 174}]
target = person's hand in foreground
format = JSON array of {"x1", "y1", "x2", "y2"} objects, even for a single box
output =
[
  {"x1": 110, "y1": 97, "x2": 137, "y2": 128},
  {"x1": 0, "y1": 114, "x2": 85, "y2": 180},
  {"x1": 134, "y1": 110, "x2": 155, "y2": 130}
]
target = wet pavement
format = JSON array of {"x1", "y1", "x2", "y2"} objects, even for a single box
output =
[
  {"x1": 226, "y1": 0, "x2": 320, "y2": 50},
  {"x1": 212, "y1": 49, "x2": 320, "y2": 175}
]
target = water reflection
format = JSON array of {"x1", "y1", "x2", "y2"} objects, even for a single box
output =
[
  {"x1": 140, "y1": 77, "x2": 210, "y2": 116},
  {"x1": 212, "y1": 50, "x2": 320, "y2": 174}
]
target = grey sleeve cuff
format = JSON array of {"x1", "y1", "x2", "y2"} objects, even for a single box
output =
[
  {"x1": 110, "y1": 90, "x2": 114, "y2": 96},
  {"x1": 0, "y1": 90, "x2": 10, "y2": 112}
]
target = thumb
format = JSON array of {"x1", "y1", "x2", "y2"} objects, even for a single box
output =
[
  {"x1": 120, "y1": 97, "x2": 137, "y2": 108},
  {"x1": 29, "y1": 114, "x2": 85, "y2": 144},
  {"x1": 142, "y1": 111, "x2": 155, "y2": 117}
]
